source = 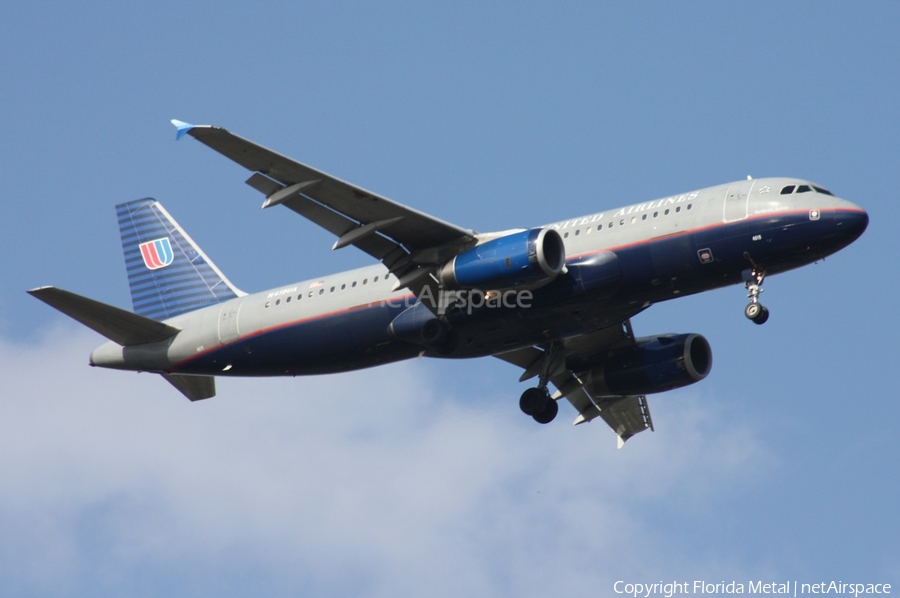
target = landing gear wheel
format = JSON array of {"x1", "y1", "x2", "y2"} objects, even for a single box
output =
[
  {"x1": 532, "y1": 398, "x2": 559, "y2": 424},
  {"x1": 519, "y1": 387, "x2": 550, "y2": 417},
  {"x1": 744, "y1": 302, "x2": 761, "y2": 320},
  {"x1": 745, "y1": 303, "x2": 769, "y2": 325},
  {"x1": 519, "y1": 343, "x2": 561, "y2": 425}
]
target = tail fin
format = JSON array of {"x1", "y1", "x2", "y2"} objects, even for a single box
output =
[{"x1": 116, "y1": 199, "x2": 244, "y2": 320}]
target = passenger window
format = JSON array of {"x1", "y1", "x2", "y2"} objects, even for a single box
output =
[
  {"x1": 352, "y1": 281, "x2": 357, "y2": 288},
  {"x1": 318, "y1": 289, "x2": 324, "y2": 295},
  {"x1": 341, "y1": 284, "x2": 346, "y2": 290},
  {"x1": 687, "y1": 204, "x2": 693, "y2": 210},
  {"x1": 363, "y1": 279, "x2": 368, "y2": 285},
  {"x1": 574, "y1": 229, "x2": 580, "y2": 236},
  {"x1": 780, "y1": 185, "x2": 795, "y2": 195},
  {"x1": 265, "y1": 301, "x2": 270, "y2": 308},
  {"x1": 597, "y1": 224, "x2": 602, "y2": 231},
  {"x1": 286, "y1": 296, "x2": 291, "y2": 303},
  {"x1": 275, "y1": 299, "x2": 281, "y2": 306},
  {"x1": 664, "y1": 209, "x2": 670, "y2": 215},
  {"x1": 374, "y1": 276, "x2": 379, "y2": 282},
  {"x1": 642, "y1": 214, "x2": 648, "y2": 221},
  {"x1": 676, "y1": 206, "x2": 681, "y2": 213},
  {"x1": 796, "y1": 185, "x2": 811, "y2": 193},
  {"x1": 653, "y1": 211, "x2": 659, "y2": 218},
  {"x1": 564, "y1": 232, "x2": 569, "y2": 239}
]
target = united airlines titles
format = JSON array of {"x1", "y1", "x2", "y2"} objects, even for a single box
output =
[{"x1": 549, "y1": 191, "x2": 700, "y2": 230}]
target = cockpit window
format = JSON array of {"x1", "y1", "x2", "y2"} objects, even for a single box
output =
[{"x1": 781, "y1": 183, "x2": 833, "y2": 196}]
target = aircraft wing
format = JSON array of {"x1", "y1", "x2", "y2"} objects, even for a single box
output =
[
  {"x1": 495, "y1": 320, "x2": 655, "y2": 447},
  {"x1": 172, "y1": 121, "x2": 476, "y2": 287}
]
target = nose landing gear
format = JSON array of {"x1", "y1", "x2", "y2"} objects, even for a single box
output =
[{"x1": 743, "y1": 258, "x2": 769, "y2": 325}]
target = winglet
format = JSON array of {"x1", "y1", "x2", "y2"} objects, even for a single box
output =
[{"x1": 170, "y1": 119, "x2": 195, "y2": 141}]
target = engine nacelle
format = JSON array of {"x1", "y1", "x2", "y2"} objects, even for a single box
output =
[
  {"x1": 438, "y1": 228, "x2": 565, "y2": 290},
  {"x1": 388, "y1": 302, "x2": 449, "y2": 348},
  {"x1": 584, "y1": 333, "x2": 712, "y2": 396}
]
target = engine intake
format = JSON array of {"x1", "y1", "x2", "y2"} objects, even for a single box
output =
[
  {"x1": 585, "y1": 333, "x2": 712, "y2": 396},
  {"x1": 438, "y1": 228, "x2": 565, "y2": 290}
]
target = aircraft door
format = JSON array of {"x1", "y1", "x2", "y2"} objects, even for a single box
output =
[
  {"x1": 217, "y1": 298, "x2": 244, "y2": 345},
  {"x1": 722, "y1": 180, "x2": 754, "y2": 222}
]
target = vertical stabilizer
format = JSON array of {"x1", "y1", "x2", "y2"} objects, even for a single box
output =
[{"x1": 117, "y1": 199, "x2": 244, "y2": 320}]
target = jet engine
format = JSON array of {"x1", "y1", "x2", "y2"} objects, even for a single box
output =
[
  {"x1": 584, "y1": 333, "x2": 712, "y2": 396},
  {"x1": 388, "y1": 302, "x2": 449, "y2": 348},
  {"x1": 438, "y1": 227, "x2": 565, "y2": 290}
]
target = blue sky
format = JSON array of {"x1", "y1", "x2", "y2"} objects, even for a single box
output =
[{"x1": 2, "y1": 2, "x2": 898, "y2": 596}]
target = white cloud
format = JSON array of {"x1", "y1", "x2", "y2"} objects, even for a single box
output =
[{"x1": 0, "y1": 325, "x2": 776, "y2": 597}]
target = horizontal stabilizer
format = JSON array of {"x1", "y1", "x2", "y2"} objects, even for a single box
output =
[
  {"x1": 28, "y1": 286, "x2": 180, "y2": 346},
  {"x1": 162, "y1": 373, "x2": 216, "y2": 401}
]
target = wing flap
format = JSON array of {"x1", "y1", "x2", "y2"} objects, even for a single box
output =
[
  {"x1": 594, "y1": 395, "x2": 654, "y2": 446},
  {"x1": 558, "y1": 375, "x2": 654, "y2": 446},
  {"x1": 245, "y1": 172, "x2": 283, "y2": 196}
]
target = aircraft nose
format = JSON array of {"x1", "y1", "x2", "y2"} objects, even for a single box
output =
[{"x1": 834, "y1": 204, "x2": 869, "y2": 243}]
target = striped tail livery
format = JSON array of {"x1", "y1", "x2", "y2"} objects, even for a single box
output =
[{"x1": 116, "y1": 199, "x2": 243, "y2": 320}]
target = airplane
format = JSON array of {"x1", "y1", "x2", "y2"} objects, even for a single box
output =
[{"x1": 28, "y1": 120, "x2": 869, "y2": 447}]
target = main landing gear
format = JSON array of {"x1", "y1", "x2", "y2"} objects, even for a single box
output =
[
  {"x1": 519, "y1": 387, "x2": 558, "y2": 424},
  {"x1": 743, "y1": 256, "x2": 769, "y2": 325},
  {"x1": 518, "y1": 344, "x2": 561, "y2": 424}
]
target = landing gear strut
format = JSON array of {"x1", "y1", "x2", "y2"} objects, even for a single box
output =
[{"x1": 743, "y1": 258, "x2": 769, "y2": 325}]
